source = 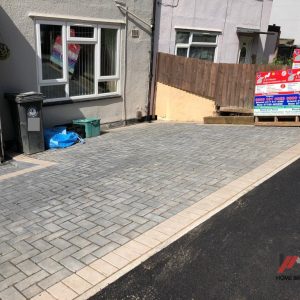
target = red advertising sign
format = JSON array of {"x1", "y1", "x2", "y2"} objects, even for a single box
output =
[
  {"x1": 254, "y1": 69, "x2": 300, "y2": 116},
  {"x1": 292, "y1": 49, "x2": 300, "y2": 69},
  {"x1": 255, "y1": 69, "x2": 300, "y2": 95},
  {"x1": 254, "y1": 50, "x2": 300, "y2": 116}
]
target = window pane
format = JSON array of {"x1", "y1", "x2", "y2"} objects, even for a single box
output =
[
  {"x1": 239, "y1": 46, "x2": 247, "y2": 64},
  {"x1": 176, "y1": 31, "x2": 190, "y2": 44},
  {"x1": 101, "y1": 29, "x2": 117, "y2": 76},
  {"x1": 41, "y1": 24, "x2": 63, "y2": 80},
  {"x1": 69, "y1": 44, "x2": 95, "y2": 96},
  {"x1": 192, "y1": 33, "x2": 217, "y2": 43},
  {"x1": 189, "y1": 46, "x2": 215, "y2": 61},
  {"x1": 176, "y1": 48, "x2": 188, "y2": 57},
  {"x1": 70, "y1": 26, "x2": 94, "y2": 38},
  {"x1": 40, "y1": 85, "x2": 65, "y2": 99},
  {"x1": 98, "y1": 81, "x2": 117, "y2": 94}
]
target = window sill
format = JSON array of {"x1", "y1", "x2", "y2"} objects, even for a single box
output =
[{"x1": 43, "y1": 93, "x2": 122, "y2": 107}]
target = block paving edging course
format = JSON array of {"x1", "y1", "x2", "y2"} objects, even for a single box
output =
[
  {"x1": 29, "y1": 142, "x2": 300, "y2": 300},
  {"x1": 0, "y1": 155, "x2": 57, "y2": 181}
]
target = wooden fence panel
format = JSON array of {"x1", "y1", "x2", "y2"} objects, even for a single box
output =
[
  {"x1": 233, "y1": 63, "x2": 243, "y2": 107},
  {"x1": 238, "y1": 63, "x2": 248, "y2": 108},
  {"x1": 156, "y1": 53, "x2": 287, "y2": 109},
  {"x1": 214, "y1": 63, "x2": 224, "y2": 106},
  {"x1": 194, "y1": 60, "x2": 204, "y2": 96},
  {"x1": 203, "y1": 61, "x2": 212, "y2": 98},
  {"x1": 208, "y1": 63, "x2": 218, "y2": 99}
]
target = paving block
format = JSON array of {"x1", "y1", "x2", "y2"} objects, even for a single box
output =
[
  {"x1": 80, "y1": 226, "x2": 104, "y2": 239},
  {"x1": 60, "y1": 256, "x2": 85, "y2": 272},
  {"x1": 0, "y1": 262, "x2": 19, "y2": 278},
  {"x1": 22, "y1": 284, "x2": 43, "y2": 299},
  {"x1": 44, "y1": 230, "x2": 68, "y2": 242},
  {"x1": 113, "y1": 245, "x2": 141, "y2": 261},
  {"x1": 38, "y1": 258, "x2": 63, "y2": 274},
  {"x1": 31, "y1": 291, "x2": 58, "y2": 300},
  {"x1": 31, "y1": 239, "x2": 52, "y2": 252},
  {"x1": 80, "y1": 254, "x2": 97, "y2": 265},
  {"x1": 31, "y1": 248, "x2": 60, "y2": 264},
  {"x1": 106, "y1": 232, "x2": 130, "y2": 245},
  {"x1": 88, "y1": 234, "x2": 110, "y2": 247},
  {"x1": 135, "y1": 221, "x2": 157, "y2": 234},
  {"x1": 125, "y1": 230, "x2": 141, "y2": 239},
  {"x1": 62, "y1": 228, "x2": 86, "y2": 241},
  {"x1": 17, "y1": 259, "x2": 41, "y2": 276},
  {"x1": 0, "y1": 286, "x2": 26, "y2": 300},
  {"x1": 92, "y1": 242, "x2": 120, "y2": 258},
  {"x1": 76, "y1": 266, "x2": 105, "y2": 285},
  {"x1": 37, "y1": 268, "x2": 72, "y2": 290},
  {"x1": 69, "y1": 236, "x2": 91, "y2": 248},
  {"x1": 15, "y1": 270, "x2": 49, "y2": 291},
  {"x1": 99, "y1": 224, "x2": 121, "y2": 237},
  {"x1": 77, "y1": 220, "x2": 96, "y2": 230},
  {"x1": 72, "y1": 244, "x2": 99, "y2": 260},
  {"x1": 116, "y1": 222, "x2": 140, "y2": 235},
  {"x1": 0, "y1": 243, "x2": 15, "y2": 256},
  {"x1": 124, "y1": 240, "x2": 150, "y2": 255},
  {"x1": 102, "y1": 252, "x2": 130, "y2": 269},
  {"x1": 63, "y1": 274, "x2": 91, "y2": 294},
  {"x1": 50, "y1": 238, "x2": 72, "y2": 250},
  {"x1": 47, "y1": 282, "x2": 77, "y2": 300},
  {"x1": 51, "y1": 246, "x2": 80, "y2": 262},
  {"x1": 43, "y1": 223, "x2": 62, "y2": 233},
  {"x1": 90, "y1": 258, "x2": 118, "y2": 276},
  {"x1": 0, "y1": 272, "x2": 26, "y2": 292},
  {"x1": 60, "y1": 221, "x2": 79, "y2": 231}
]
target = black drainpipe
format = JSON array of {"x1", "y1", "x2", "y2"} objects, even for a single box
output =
[{"x1": 146, "y1": 0, "x2": 157, "y2": 122}]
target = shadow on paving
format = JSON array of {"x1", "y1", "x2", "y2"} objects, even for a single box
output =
[
  {"x1": 90, "y1": 159, "x2": 300, "y2": 300},
  {"x1": 0, "y1": 160, "x2": 36, "y2": 176}
]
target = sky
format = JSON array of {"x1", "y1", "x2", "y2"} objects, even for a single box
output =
[{"x1": 270, "y1": 0, "x2": 300, "y2": 44}]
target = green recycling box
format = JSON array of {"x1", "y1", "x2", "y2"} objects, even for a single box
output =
[{"x1": 72, "y1": 118, "x2": 100, "y2": 138}]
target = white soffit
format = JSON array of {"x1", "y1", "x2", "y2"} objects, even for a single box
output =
[{"x1": 29, "y1": 12, "x2": 125, "y2": 25}]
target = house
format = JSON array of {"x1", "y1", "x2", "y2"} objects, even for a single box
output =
[
  {"x1": 152, "y1": 0, "x2": 281, "y2": 123},
  {"x1": 269, "y1": 0, "x2": 300, "y2": 64},
  {"x1": 154, "y1": 0, "x2": 275, "y2": 65},
  {"x1": 0, "y1": 0, "x2": 154, "y2": 144}
]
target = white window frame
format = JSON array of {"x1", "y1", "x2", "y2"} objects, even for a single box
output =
[
  {"x1": 98, "y1": 24, "x2": 121, "y2": 96},
  {"x1": 36, "y1": 20, "x2": 67, "y2": 85},
  {"x1": 67, "y1": 22, "x2": 97, "y2": 42},
  {"x1": 35, "y1": 19, "x2": 121, "y2": 103},
  {"x1": 175, "y1": 30, "x2": 219, "y2": 63}
]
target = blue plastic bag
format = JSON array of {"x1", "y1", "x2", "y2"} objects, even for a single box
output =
[{"x1": 44, "y1": 127, "x2": 84, "y2": 149}]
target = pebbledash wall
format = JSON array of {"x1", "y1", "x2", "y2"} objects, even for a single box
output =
[
  {"x1": 154, "y1": 0, "x2": 274, "y2": 64},
  {"x1": 0, "y1": 0, "x2": 153, "y2": 141}
]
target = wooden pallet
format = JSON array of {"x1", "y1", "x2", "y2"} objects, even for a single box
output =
[
  {"x1": 204, "y1": 116, "x2": 254, "y2": 125},
  {"x1": 255, "y1": 116, "x2": 300, "y2": 127},
  {"x1": 219, "y1": 106, "x2": 253, "y2": 115}
]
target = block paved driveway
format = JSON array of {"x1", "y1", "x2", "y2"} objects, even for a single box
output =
[{"x1": 0, "y1": 122, "x2": 299, "y2": 299}]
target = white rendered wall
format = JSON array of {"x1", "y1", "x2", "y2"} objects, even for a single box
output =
[{"x1": 156, "y1": 0, "x2": 273, "y2": 64}]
